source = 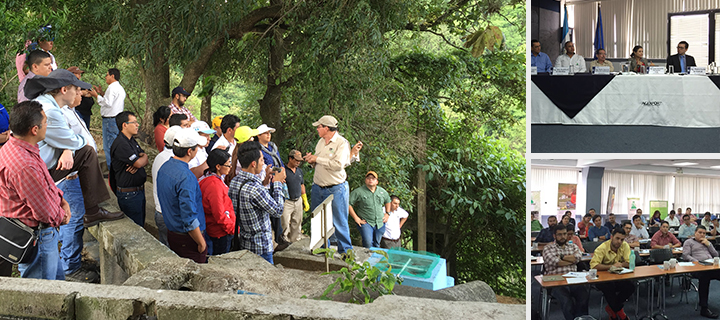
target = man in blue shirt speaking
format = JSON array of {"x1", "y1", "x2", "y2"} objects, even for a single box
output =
[
  {"x1": 531, "y1": 39, "x2": 553, "y2": 73},
  {"x1": 157, "y1": 128, "x2": 208, "y2": 263}
]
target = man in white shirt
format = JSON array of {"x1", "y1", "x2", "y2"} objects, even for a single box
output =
[
  {"x1": 667, "y1": 210, "x2": 681, "y2": 228},
  {"x1": 701, "y1": 212, "x2": 714, "y2": 230},
  {"x1": 151, "y1": 126, "x2": 182, "y2": 247},
  {"x1": 90, "y1": 68, "x2": 125, "y2": 172},
  {"x1": 381, "y1": 195, "x2": 409, "y2": 249},
  {"x1": 555, "y1": 41, "x2": 587, "y2": 73},
  {"x1": 211, "y1": 114, "x2": 240, "y2": 155},
  {"x1": 630, "y1": 215, "x2": 649, "y2": 239}
]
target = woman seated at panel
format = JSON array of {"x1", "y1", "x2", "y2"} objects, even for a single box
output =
[{"x1": 629, "y1": 45, "x2": 655, "y2": 73}]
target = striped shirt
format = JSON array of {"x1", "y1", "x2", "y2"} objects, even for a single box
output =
[{"x1": 228, "y1": 170, "x2": 284, "y2": 255}]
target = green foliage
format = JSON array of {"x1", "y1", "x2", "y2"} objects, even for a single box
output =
[
  {"x1": 313, "y1": 248, "x2": 403, "y2": 304},
  {"x1": 424, "y1": 120, "x2": 526, "y2": 298}
]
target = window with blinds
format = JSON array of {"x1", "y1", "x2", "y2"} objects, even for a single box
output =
[{"x1": 670, "y1": 13, "x2": 709, "y2": 67}]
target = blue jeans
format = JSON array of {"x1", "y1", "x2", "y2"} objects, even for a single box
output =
[
  {"x1": 102, "y1": 117, "x2": 118, "y2": 171},
  {"x1": 208, "y1": 234, "x2": 233, "y2": 256},
  {"x1": 550, "y1": 286, "x2": 589, "y2": 320},
  {"x1": 76, "y1": 110, "x2": 91, "y2": 130},
  {"x1": 155, "y1": 210, "x2": 168, "y2": 246},
  {"x1": 116, "y1": 189, "x2": 146, "y2": 227},
  {"x1": 311, "y1": 182, "x2": 352, "y2": 253},
  {"x1": 57, "y1": 178, "x2": 85, "y2": 274},
  {"x1": 18, "y1": 227, "x2": 64, "y2": 280},
  {"x1": 259, "y1": 252, "x2": 274, "y2": 264},
  {"x1": 357, "y1": 223, "x2": 385, "y2": 248}
]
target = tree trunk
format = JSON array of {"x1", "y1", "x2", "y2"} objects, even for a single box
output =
[
  {"x1": 201, "y1": 93, "x2": 213, "y2": 123},
  {"x1": 258, "y1": 27, "x2": 286, "y2": 142},
  {"x1": 140, "y1": 47, "x2": 170, "y2": 144},
  {"x1": 416, "y1": 129, "x2": 427, "y2": 252}
]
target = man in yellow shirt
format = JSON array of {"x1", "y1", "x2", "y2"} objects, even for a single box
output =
[{"x1": 590, "y1": 228, "x2": 635, "y2": 320}]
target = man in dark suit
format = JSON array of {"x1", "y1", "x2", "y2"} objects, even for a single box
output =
[{"x1": 667, "y1": 41, "x2": 696, "y2": 74}]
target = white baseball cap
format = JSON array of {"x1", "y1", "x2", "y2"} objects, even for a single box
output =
[
  {"x1": 173, "y1": 128, "x2": 206, "y2": 148},
  {"x1": 191, "y1": 121, "x2": 215, "y2": 134},
  {"x1": 312, "y1": 115, "x2": 338, "y2": 127},
  {"x1": 164, "y1": 125, "x2": 183, "y2": 146},
  {"x1": 256, "y1": 124, "x2": 276, "y2": 134}
]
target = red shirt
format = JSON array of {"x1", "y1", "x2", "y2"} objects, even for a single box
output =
[
  {"x1": 154, "y1": 124, "x2": 167, "y2": 152},
  {"x1": 651, "y1": 230, "x2": 681, "y2": 247},
  {"x1": 0, "y1": 136, "x2": 65, "y2": 227},
  {"x1": 199, "y1": 174, "x2": 236, "y2": 238}
]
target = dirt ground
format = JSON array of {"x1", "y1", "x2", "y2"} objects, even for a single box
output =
[{"x1": 496, "y1": 295, "x2": 525, "y2": 304}]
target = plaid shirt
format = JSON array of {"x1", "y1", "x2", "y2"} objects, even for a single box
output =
[
  {"x1": 542, "y1": 241, "x2": 581, "y2": 275},
  {"x1": 0, "y1": 136, "x2": 65, "y2": 227},
  {"x1": 228, "y1": 170, "x2": 284, "y2": 255},
  {"x1": 168, "y1": 103, "x2": 197, "y2": 122}
]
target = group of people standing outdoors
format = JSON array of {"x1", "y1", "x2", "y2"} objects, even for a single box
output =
[{"x1": 0, "y1": 25, "x2": 411, "y2": 282}]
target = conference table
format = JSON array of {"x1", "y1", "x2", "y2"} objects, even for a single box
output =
[
  {"x1": 535, "y1": 261, "x2": 720, "y2": 320},
  {"x1": 530, "y1": 73, "x2": 720, "y2": 152}
]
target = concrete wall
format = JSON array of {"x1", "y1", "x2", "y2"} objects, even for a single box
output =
[{"x1": 0, "y1": 277, "x2": 525, "y2": 320}]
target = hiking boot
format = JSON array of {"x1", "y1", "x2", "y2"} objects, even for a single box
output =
[
  {"x1": 83, "y1": 207, "x2": 124, "y2": 227},
  {"x1": 65, "y1": 268, "x2": 99, "y2": 283},
  {"x1": 275, "y1": 240, "x2": 291, "y2": 252}
]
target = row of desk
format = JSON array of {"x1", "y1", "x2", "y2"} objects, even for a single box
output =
[{"x1": 535, "y1": 261, "x2": 720, "y2": 319}]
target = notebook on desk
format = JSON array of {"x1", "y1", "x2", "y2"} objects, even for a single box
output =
[{"x1": 542, "y1": 275, "x2": 565, "y2": 282}]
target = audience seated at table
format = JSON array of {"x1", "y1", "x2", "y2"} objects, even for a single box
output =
[
  {"x1": 681, "y1": 225, "x2": 720, "y2": 318},
  {"x1": 701, "y1": 212, "x2": 713, "y2": 230},
  {"x1": 649, "y1": 210, "x2": 662, "y2": 227},
  {"x1": 531, "y1": 211, "x2": 542, "y2": 232},
  {"x1": 577, "y1": 213, "x2": 592, "y2": 238},
  {"x1": 589, "y1": 48, "x2": 614, "y2": 72},
  {"x1": 666, "y1": 210, "x2": 680, "y2": 228},
  {"x1": 622, "y1": 221, "x2": 640, "y2": 249},
  {"x1": 711, "y1": 218, "x2": 720, "y2": 237},
  {"x1": 535, "y1": 215, "x2": 557, "y2": 243},
  {"x1": 590, "y1": 228, "x2": 634, "y2": 320},
  {"x1": 630, "y1": 215, "x2": 649, "y2": 240},
  {"x1": 650, "y1": 221, "x2": 681, "y2": 249},
  {"x1": 679, "y1": 214, "x2": 698, "y2": 239},
  {"x1": 588, "y1": 214, "x2": 611, "y2": 241},
  {"x1": 604, "y1": 213, "x2": 619, "y2": 232},
  {"x1": 542, "y1": 224, "x2": 589, "y2": 320},
  {"x1": 566, "y1": 224, "x2": 584, "y2": 253},
  {"x1": 633, "y1": 208, "x2": 647, "y2": 224},
  {"x1": 563, "y1": 210, "x2": 576, "y2": 230}
]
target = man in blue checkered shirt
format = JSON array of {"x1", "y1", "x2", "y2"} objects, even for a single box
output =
[{"x1": 228, "y1": 141, "x2": 286, "y2": 264}]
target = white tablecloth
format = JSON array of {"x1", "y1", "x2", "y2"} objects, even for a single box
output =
[{"x1": 531, "y1": 74, "x2": 720, "y2": 127}]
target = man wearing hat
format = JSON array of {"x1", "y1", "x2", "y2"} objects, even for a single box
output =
[
  {"x1": 303, "y1": 115, "x2": 355, "y2": 253},
  {"x1": 156, "y1": 128, "x2": 208, "y2": 263},
  {"x1": 89, "y1": 68, "x2": 125, "y2": 171},
  {"x1": 151, "y1": 126, "x2": 183, "y2": 247},
  {"x1": 169, "y1": 86, "x2": 197, "y2": 122},
  {"x1": 283, "y1": 150, "x2": 310, "y2": 243},
  {"x1": 25, "y1": 68, "x2": 124, "y2": 227},
  {"x1": 349, "y1": 171, "x2": 391, "y2": 248},
  {"x1": 207, "y1": 116, "x2": 223, "y2": 151},
  {"x1": 67, "y1": 66, "x2": 95, "y2": 129}
]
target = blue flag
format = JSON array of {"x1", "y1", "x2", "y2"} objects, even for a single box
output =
[{"x1": 594, "y1": 5, "x2": 604, "y2": 59}]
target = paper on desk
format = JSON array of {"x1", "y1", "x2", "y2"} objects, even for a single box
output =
[
  {"x1": 704, "y1": 258, "x2": 714, "y2": 264},
  {"x1": 617, "y1": 268, "x2": 633, "y2": 274},
  {"x1": 566, "y1": 277, "x2": 588, "y2": 284},
  {"x1": 678, "y1": 262, "x2": 695, "y2": 267},
  {"x1": 562, "y1": 272, "x2": 588, "y2": 278},
  {"x1": 640, "y1": 249, "x2": 650, "y2": 254}
]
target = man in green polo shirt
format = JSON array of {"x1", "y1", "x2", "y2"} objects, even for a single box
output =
[{"x1": 349, "y1": 171, "x2": 392, "y2": 248}]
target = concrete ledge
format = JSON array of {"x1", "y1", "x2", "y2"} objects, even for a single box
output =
[
  {"x1": 87, "y1": 216, "x2": 176, "y2": 284},
  {"x1": 0, "y1": 277, "x2": 526, "y2": 320}
]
